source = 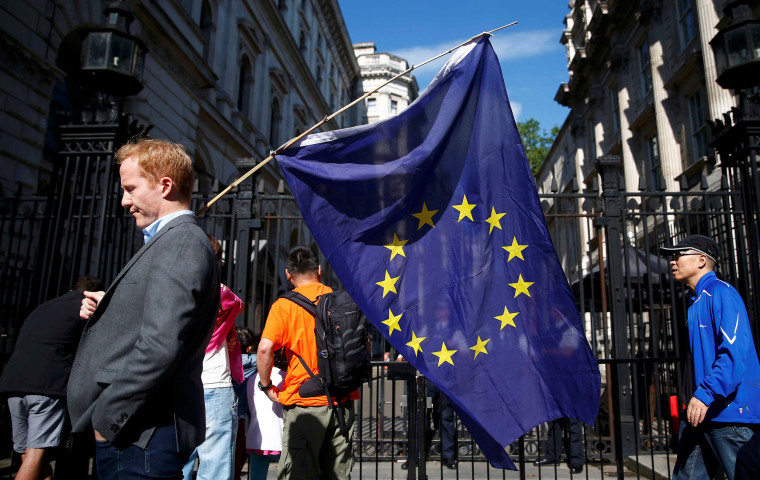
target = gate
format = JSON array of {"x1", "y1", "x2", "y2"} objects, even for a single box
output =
[{"x1": 1, "y1": 138, "x2": 759, "y2": 479}]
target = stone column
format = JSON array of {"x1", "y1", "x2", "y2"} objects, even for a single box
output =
[
  {"x1": 618, "y1": 84, "x2": 639, "y2": 193},
  {"x1": 695, "y1": 0, "x2": 735, "y2": 119},
  {"x1": 650, "y1": 38, "x2": 682, "y2": 192},
  {"x1": 606, "y1": 43, "x2": 638, "y2": 192}
]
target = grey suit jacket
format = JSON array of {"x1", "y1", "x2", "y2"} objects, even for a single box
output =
[{"x1": 67, "y1": 214, "x2": 220, "y2": 451}]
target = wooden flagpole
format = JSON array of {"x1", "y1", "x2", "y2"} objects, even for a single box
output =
[{"x1": 197, "y1": 21, "x2": 517, "y2": 215}]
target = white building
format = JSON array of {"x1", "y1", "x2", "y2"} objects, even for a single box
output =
[
  {"x1": 354, "y1": 42, "x2": 418, "y2": 123},
  {"x1": 536, "y1": 0, "x2": 744, "y2": 276}
]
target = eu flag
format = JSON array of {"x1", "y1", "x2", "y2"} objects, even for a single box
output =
[{"x1": 277, "y1": 36, "x2": 601, "y2": 469}]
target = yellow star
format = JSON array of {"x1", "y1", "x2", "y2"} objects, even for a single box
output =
[
  {"x1": 406, "y1": 331, "x2": 426, "y2": 356},
  {"x1": 502, "y1": 237, "x2": 528, "y2": 261},
  {"x1": 452, "y1": 194, "x2": 477, "y2": 222},
  {"x1": 495, "y1": 306, "x2": 519, "y2": 329},
  {"x1": 382, "y1": 308, "x2": 403, "y2": 336},
  {"x1": 469, "y1": 336, "x2": 490, "y2": 359},
  {"x1": 485, "y1": 207, "x2": 506, "y2": 234},
  {"x1": 412, "y1": 202, "x2": 438, "y2": 229},
  {"x1": 384, "y1": 233, "x2": 408, "y2": 261},
  {"x1": 432, "y1": 342, "x2": 457, "y2": 367},
  {"x1": 376, "y1": 270, "x2": 400, "y2": 298},
  {"x1": 508, "y1": 274, "x2": 534, "y2": 298}
]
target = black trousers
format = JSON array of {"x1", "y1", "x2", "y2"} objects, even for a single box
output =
[{"x1": 543, "y1": 418, "x2": 585, "y2": 466}]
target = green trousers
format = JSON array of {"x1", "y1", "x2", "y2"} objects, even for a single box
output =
[{"x1": 278, "y1": 402, "x2": 355, "y2": 480}]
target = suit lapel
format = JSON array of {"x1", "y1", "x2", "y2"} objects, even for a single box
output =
[{"x1": 85, "y1": 214, "x2": 198, "y2": 329}]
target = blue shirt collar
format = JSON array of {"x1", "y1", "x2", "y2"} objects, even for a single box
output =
[
  {"x1": 692, "y1": 271, "x2": 717, "y2": 299},
  {"x1": 142, "y1": 210, "x2": 194, "y2": 244}
]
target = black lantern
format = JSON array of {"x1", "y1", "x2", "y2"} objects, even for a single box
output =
[
  {"x1": 80, "y1": 1, "x2": 147, "y2": 97},
  {"x1": 710, "y1": 1, "x2": 760, "y2": 90}
]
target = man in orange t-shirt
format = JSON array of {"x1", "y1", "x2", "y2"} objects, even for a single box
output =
[{"x1": 257, "y1": 246, "x2": 356, "y2": 480}]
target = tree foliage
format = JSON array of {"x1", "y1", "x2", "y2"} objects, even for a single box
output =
[{"x1": 517, "y1": 118, "x2": 559, "y2": 176}]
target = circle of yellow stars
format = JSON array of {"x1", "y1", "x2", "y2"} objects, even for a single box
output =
[{"x1": 373, "y1": 193, "x2": 532, "y2": 368}]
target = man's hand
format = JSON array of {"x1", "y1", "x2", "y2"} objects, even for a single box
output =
[
  {"x1": 94, "y1": 430, "x2": 107, "y2": 442},
  {"x1": 265, "y1": 386, "x2": 281, "y2": 404},
  {"x1": 687, "y1": 396, "x2": 709, "y2": 427},
  {"x1": 80, "y1": 291, "x2": 105, "y2": 320}
]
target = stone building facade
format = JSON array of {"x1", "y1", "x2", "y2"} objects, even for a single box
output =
[
  {"x1": 0, "y1": 0, "x2": 363, "y2": 197},
  {"x1": 536, "y1": 0, "x2": 741, "y2": 273},
  {"x1": 354, "y1": 42, "x2": 418, "y2": 123}
]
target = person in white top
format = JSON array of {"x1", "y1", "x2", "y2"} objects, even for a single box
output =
[
  {"x1": 247, "y1": 367, "x2": 285, "y2": 480},
  {"x1": 182, "y1": 237, "x2": 244, "y2": 480}
]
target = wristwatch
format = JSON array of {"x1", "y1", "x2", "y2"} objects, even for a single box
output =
[{"x1": 258, "y1": 381, "x2": 273, "y2": 392}]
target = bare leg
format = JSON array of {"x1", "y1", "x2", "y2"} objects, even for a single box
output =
[{"x1": 16, "y1": 448, "x2": 53, "y2": 480}]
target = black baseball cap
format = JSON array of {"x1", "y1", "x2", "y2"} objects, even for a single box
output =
[{"x1": 660, "y1": 235, "x2": 721, "y2": 262}]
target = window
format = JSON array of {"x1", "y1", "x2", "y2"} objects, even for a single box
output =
[
  {"x1": 237, "y1": 55, "x2": 253, "y2": 118},
  {"x1": 646, "y1": 136, "x2": 662, "y2": 190},
  {"x1": 688, "y1": 91, "x2": 709, "y2": 161},
  {"x1": 562, "y1": 151, "x2": 575, "y2": 184},
  {"x1": 270, "y1": 97, "x2": 282, "y2": 147},
  {"x1": 367, "y1": 98, "x2": 376, "y2": 116},
  {"x1": 200, "y1": 0, "x2": 213, "y2": 63},
  {"x1": 638, "y1": 41, "x2": 652, "y2": 94},
  {"x1": 299, "y1": 31, "x2": 307, "y2": 54},
  {"x1": 610, "y1": 87, "x2": 620, "y2": 133},
  {"x1": 390, "y1": 100, "x2": 398, "y2": 115},
  {"x1": 676, "y1": 0, "x2": 696, "y2": 49}
]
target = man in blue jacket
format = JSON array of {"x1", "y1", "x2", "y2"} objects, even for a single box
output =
[{"x1": 661, "y1": 235, "x2": 760, "y2": 480}]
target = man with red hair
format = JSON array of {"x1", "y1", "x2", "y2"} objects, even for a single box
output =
[{"x1": 68, "y1": 138, "x2": 219, "y2": 480}]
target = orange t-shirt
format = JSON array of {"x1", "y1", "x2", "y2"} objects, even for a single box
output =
[{"x1": 261, "y1": 282, "x2": 359, "y2": 406}]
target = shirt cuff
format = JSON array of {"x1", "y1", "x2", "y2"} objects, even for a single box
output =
[{"x1": 694, "y1": 387, "x2": 714, "y2": 406}]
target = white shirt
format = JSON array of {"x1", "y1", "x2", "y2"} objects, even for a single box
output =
[
  {"x1": 142, "y1": 210, "x2": 194, "y2": 244},
  {"x1": 246, "y1": 369, "x2": 286, "y2": 451}
]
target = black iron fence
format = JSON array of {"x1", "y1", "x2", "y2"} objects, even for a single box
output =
[{"x1": 1, "y1": 123, "x2": 759, "y2": 480}]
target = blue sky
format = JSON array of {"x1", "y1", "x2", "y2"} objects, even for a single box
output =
[{"x1": 337, "y1": 0, "x2": 572, "y2": 131}]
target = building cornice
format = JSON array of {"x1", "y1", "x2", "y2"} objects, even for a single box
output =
[{"x1": 318, "y1": 0, "x2": 360, "y2": 77}]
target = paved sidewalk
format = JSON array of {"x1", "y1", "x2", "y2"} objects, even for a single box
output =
[{"x1": 246, "y1": 458, "x2": 648, "y2": 479}]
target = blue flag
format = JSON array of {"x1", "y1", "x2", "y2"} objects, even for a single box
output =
[{"x1": 277, "y1": 36, "x2": 600, "y2": 469}]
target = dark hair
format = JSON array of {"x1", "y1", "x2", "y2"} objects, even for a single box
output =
[
  {"x1": 236, "y1": 327, "x2": 256, "y2": 352},
  {"x1": 207, "y1": 234, "x2": 222, "y2": 262},
  {"x1": 72, "y1": 275, "x2": 102, "y2": 293},
  {"x1": 286, "y1": 246, "x2": 319, "y2": 276}
]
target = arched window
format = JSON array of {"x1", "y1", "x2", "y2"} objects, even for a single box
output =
[
  {"x1": 270, "y1": 98, "x2": 282, "y2": 147},
  {"x1": 200, "y1": 0, "x2": 213, "y2": 63},
  {"x1": 237, "y1": 55, "x2": 253, "y2": 118}
]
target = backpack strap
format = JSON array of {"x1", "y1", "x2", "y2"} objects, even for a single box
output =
[
  {"x1": 280, "y1": 291, "x2": 345, "y2": 430},
  {"x1": 279, "y1": 290, "x2": 323, "y2": 389},
  {"x1": 280, "y1": 290, "x2": 317, "y2": 316}
]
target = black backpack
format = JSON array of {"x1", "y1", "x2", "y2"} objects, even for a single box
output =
[{"x1": 281, "y1": 289, "x2": 371, "y2": 402}]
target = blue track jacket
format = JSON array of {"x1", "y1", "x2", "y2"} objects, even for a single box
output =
[{"x1": 689, "y1": 271, "x2": 760, "y2": 423}]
